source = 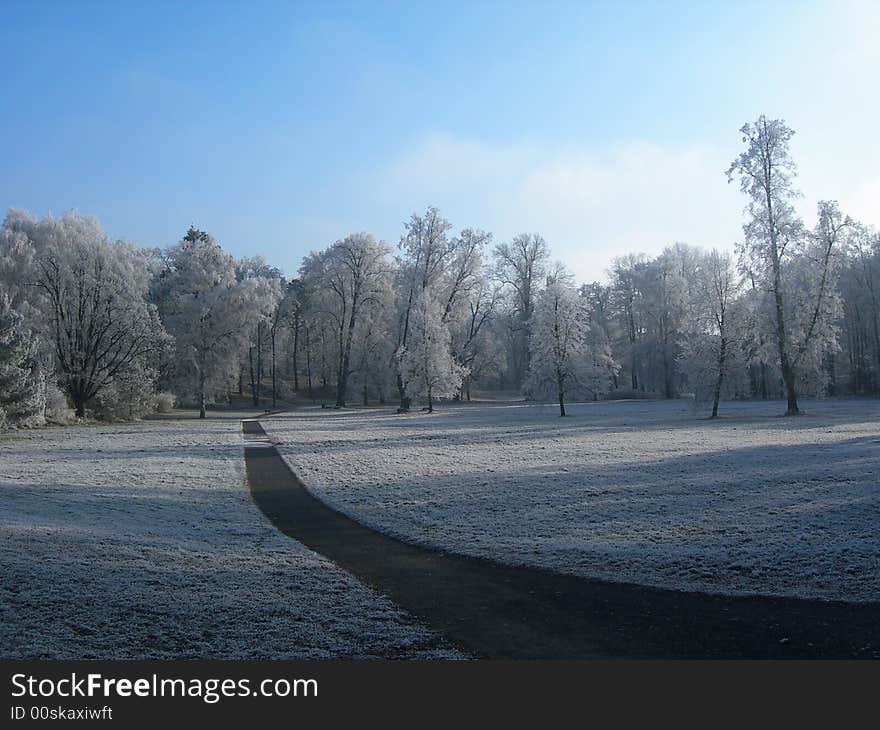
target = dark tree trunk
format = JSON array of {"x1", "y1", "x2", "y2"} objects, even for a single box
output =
[
  {"x1": 398, "y1": 286, "x2": 415, "y2": 411},
  {"x1": 764, "y1": 168, "x2": 799, "y2": 415},
  {"x1": 198, "y1": 352, "x2": 207, "y2": 419},
  {"x1": 396, "y1": 372, "x2": 410, "y2": 412},
  {"x1": 271, "y1": 325, "x2": 277, "y2": 408},
  {"x1": 306, "y1": 337, "x2": 314, "y2": 403},
  {"x1": 711, "y1": 338, "x2": 728, "y2": 418},
  {"x1": 249, "y1": 347, "x2": 258, "y2": 407},
  {"x1": 256, "y1": 321, "x2": 263, "y2": 405},
  {"x1": 292, "y1": 313, "x2": 300, "y2": 391},
  {"x1": 663, "y1": 344, "x2": 674, "y2": 399},
  {"x1": 198, "y1": 372, "x2": 207, "y2": 418}
]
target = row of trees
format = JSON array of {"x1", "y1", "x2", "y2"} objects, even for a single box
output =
[{"x1": 1, "y1": 115, "x2": 878, "y2": 425}]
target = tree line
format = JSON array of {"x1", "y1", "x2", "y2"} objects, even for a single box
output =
[{"x1": 1, "y1": 115, "x2": 878, "y2": 426}]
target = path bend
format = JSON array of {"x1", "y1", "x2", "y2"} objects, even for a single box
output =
[{"x1": 242, "y1": 419, "x2": 879, "y2": 659}]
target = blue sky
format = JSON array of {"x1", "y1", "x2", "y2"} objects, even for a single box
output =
[{"x1": 2, "y1": 0, "x2": 878, "y2": 281}]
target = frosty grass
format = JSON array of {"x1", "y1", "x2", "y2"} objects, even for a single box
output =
[{"x1": 265, "y1": 398, "x2": 879, "y2": 603}]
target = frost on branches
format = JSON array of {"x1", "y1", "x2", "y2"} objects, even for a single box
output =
[
  {"x1": 527, "y1": 271, "x2": 610, "y2": 416},
  {"x1": 727, "y1": 117, "x2": 848, "y2": 414},
  {"x1": 1, "y1": 211, "x2": 170, "y2": 420},
  {"x1": 398, "y1": 287, "x2": 467, "y2": 413},
  {"x1": 153, "y1": 227, "x2": 281, "y2": 418},
  {"x1": 0, "y1": 295, "x2": 45, "y2": 429},
  {"x1": 678, "y1": 250, "x2": 750, "y2": 417}
]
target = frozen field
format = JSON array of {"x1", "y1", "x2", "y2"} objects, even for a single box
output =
[
  {"x1": 0, "y1": 417, "x2": 462, "y2": 659},
  {"x1": 264, "y1": 399, "x2": 880, "y2": 603}
]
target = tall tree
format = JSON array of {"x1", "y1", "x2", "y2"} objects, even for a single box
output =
[{"x1": 727, "y1": 116, "x2": 806, "y2": 414}]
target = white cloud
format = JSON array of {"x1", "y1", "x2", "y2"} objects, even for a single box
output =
[
  {"x1": 369, "y1": 129, "x2": 880, "y2": 283},
  {"x1": 371, "y1": 134, "x2": 744, "y2": 282}
]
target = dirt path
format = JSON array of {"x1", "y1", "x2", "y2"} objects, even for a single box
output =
[{"x1": 243, "y1": 420, "x2": 879, "y2": 659}]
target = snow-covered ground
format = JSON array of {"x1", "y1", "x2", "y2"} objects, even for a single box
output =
[
  {"x1": 264, "y1": 399, "x2": 880, "y2": 603},
  {"x1": 0, "y1": 416, "x2": 463, "y2": 659}
]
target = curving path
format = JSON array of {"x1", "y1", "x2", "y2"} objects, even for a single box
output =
[{"x1": 243, "y1": 419, "x2": 880, "y2": 659}]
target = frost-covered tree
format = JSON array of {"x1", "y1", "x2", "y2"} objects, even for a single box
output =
[
  {"x1": 441, "y1": 228, "x2": 492, "y2": 325},
  {"x1": 236, "y1": 256, "x2": 284, "y2": 407},
  {"x1": 92, "y1": 362, "x2": 160, "y2": 421},
  {"x1": 394, "y1": 207, "x2": 455, "y2": 410},
  {"x1": 451, "y1": 277, "x2": 503, "y2": 400},
  {"x1": 7, "y1": 212, "x2": 169, "y2": 418},
  {"x1": 0, "y1": 211, "x2": 40, "y2": 316},
  {"x1": 527, "y1": 269, "x2": 606, "y2": 416},
  {"x1": 493, "y1": 233, "x2": 549, "y2": 386},
  {"x1": 679, "y1": 250, "x2": 748, "y2": 417},
  {"x1": 789, "y1": 201, "x2": 848, "y2": 384},
  {"x1": 278, "y1": 279, "x2": 306, "y2": 393},
  {"x1": 0, "y1": 294, "x2": 45, "y2": 428},
  {"x1": 350, "y1": 287, "x2": 396, "y2": 405},
  {"x1": 581, "y1": 282, "x2": 621, "y2": 390},
  {"x1": 154, "y1": 227, "x2": 279, "y2": 417},
  {"x1": 636, "y1": 246, "x2": 697, "y2": 398},
  {"x1": 726, "y1": 116, "x2": 847, "y2": 414},
  {"x1": 399, "y1": 287, "x2": 467, "y2": 412},
  {"x1": 608, "y1": 253, "x2": 648, "y2": 391},
  {"x1": 839, "y1": 222, "x2": 880, "y2": 392},
  {"x1": 299, "y1": 233, "x2": 391, "y2": 407}
]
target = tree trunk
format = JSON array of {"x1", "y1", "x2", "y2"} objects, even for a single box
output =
[
  {"x1": 336, "y1": 292, "x2": 362, "y2": 408},
  {"x1": 363, "y1": 383, "x2": 368, "y2": 406},
  {"x1": 198, "y1": 352, "x2": 207, "y2": 419},
  {"x1": 558, "y1": 388, "x2": 566, "y2": 417},
  {"x1": 628, "y1": 309, "x2": 638, "y2": 390},
  {"x1": 776, "y1": 293, "x2": 799, "y2": 415},
  {"x1": 256, "y1": 322, "x2": 263, "y2": 405},
  {"x1": 396, "y1": 372, "x2": 410, "y2": 412},
  {"x1": 427, "y1": 386, "x2": 433, "y2": 413},
  {"x1": 292, "y1": 314, "x2": 300, "y2": 391},
  {"x1": 271, "y1": 326, "x2": 277, "y2": 409},
  {"x1": 663, "y1": 344, "x2": 674, "y2": 398},
  {"x1": 306, "y1": 341, "x2": 314, "y2": 402},
  {"x1": 711, "y1": 338, "x2": 727, "y2": 418},
  {"x1": 249, "y1": 347, "x2": 257, "y2": 407},
  {"x1": 398, "y1": 286, "x2": 415, "y2": 411},
  {"x1": 765, "y1": 167, "x2": 799, "y2": 415}
]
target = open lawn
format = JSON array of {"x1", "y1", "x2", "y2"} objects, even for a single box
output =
[
  {"x1": 264, "y1": 398, "x2": 880, "y2": 603},
  {"x1": 0, "y1": 415, "x2": 463, "y2": 659}
]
